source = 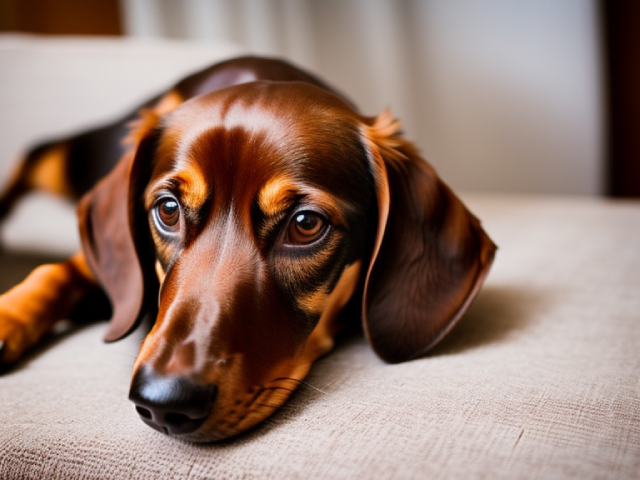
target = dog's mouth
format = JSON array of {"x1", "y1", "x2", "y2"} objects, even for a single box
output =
[
  {"x1": 128, "y1": 365, "x2": 306, "y2": 442},
  {"x1": 179, "y1": 377, "x2": 305, "y2": 442},
  {"x1": 135, "y1": 408, "x2": 209, "y2": 436}
]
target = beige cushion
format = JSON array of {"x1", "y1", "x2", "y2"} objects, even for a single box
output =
[{"x1": 1, "y1": 194, "x2": 639, "y2": 479}]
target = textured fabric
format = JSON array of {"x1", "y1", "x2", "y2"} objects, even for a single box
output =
[{"x1": 1, "y1": 194, "x2": 639, "y2": 479}]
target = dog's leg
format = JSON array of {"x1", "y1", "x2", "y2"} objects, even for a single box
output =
[{"x1": 0, "y1": 251, "x2": 103, "y2": 365}]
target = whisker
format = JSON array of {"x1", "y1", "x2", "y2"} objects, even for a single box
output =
[
  {"x1": 271, "y1": 376, "x2": 303, "y2": 383},
  {"x1": 244, "y1": 388, "x2": 267, "y2": 408},
  {"x1": 271, "y1": 376, "x2": 326, "y2": 394},
  {"x1": 262, "y1": 386, "x2": 295, "y2": 393},
  {"x1": 299, "y1": 382, "x2": 326, "y2": 394},
  {"x1": 258, "y1": 403, "x2": 281, "y2": 409}
]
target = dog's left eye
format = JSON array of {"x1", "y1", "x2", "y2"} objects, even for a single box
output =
[
  {"x1": 287, "y1": 211, "x2": 327, "y2": 245},
  {"x1": 153, "y1": 197, "x2": 181, "y2": 234}
]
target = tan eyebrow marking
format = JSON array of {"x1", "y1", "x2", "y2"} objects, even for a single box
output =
[
  {"x1": 145, "y1": 163, "x2": 209, "y2": 211},
  {"x1": 258, "y1": 176, "x2": 299, "y2": 216},
  {"x1": 258, "y1": 176, "x2": 349, "y2": 235},
  {"x1": 174, "y1": 164, "x2": 208, "y2": 210}
]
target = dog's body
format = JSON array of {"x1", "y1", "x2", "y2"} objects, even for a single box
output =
[{"x1": 0, "y1": 56, "x2": 495, "y2": 442}]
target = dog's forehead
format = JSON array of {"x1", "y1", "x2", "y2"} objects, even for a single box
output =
[
  {"x1": 163, "y1": 81, "x2": 357, "y2": 149},
  {"x1": 152, "y1": 81, "x2": 372, "y2": 207}
]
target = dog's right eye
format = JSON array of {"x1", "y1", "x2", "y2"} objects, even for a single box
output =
[
  {"x1": 286, "y1": 211, "x2": 328, "y2": 246},
  {"x1": 153, "y1": 197, "x2": 181, "y2": 234}
]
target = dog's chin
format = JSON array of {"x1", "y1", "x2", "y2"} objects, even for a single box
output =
[
  {"x1": 141, "y1": 377, "x2": 303, "y2": 443},
  {"x1": 131, "y1": 346, "x2": 317, "y2": 442},
  {"x1": 164, "y1": 401, "x2": 290, "y2": 443}
]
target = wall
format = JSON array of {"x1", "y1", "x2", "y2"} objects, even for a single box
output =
[{"x1": 121, "y1": 0, "x2": 605, "y2": 195}]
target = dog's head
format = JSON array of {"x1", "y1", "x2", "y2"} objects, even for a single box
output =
[{"x1": 77, "y1": 81, "x2": 495, "y2": 442}]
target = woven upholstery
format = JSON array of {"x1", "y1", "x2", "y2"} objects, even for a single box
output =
[{"x1": 2, "y1": 194, "x2": 639, "y2": 479}]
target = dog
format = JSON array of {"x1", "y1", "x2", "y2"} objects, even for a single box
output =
[{"x1": 0, "y1": 56, "x2": 496, "y2": 442}]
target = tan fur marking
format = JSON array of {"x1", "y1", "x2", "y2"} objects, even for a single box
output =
[
  {"x1": 175, "y1": 165, "x2": 208, "y2": 210},
  {"x1": 155, "y1": 260, "x2": 166, "y2": 284},
  {"x1": 123, "y1": 90, "x2": 183, "y2": 148},
  {"x1": 0, "y1": 251, "x2": 97, "y2": 364},
  {"x1": 301, "y1": 261, "x2": 362, "y2": 360},
  {"x1": 144, "y1": 164, "x2": 208, "y2": 212},
  {"x1": 258, "y1": 176, "x2": 299, "y2": 216},
  {"x1": 258, "y1": 177, "x2": 348, "y2": 230},
  {"x1": 154, "y1": 90, "x2": 184, "y2": 116},
  {"x1": 363, "y1": 108, "x2": 407, "y2": 170},
  {"x1": 124, "y1": 109, "x2": 160, "y2": 147},
  {"x1": 28, "y1": 143, "x2": 70, "y2": 196},
  {"x1": 298, "y1": 289, "x2": 329, "y2": 316}
]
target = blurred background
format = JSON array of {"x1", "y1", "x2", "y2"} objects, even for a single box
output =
[{"x1": 0, "y1": 0, "x2": 638, "y2": 200}]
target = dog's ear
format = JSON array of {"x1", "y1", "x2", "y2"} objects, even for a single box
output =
[
  {"x1": 77, "y1": 112, "x2": 161, "y2": 342},
  {"x1": 361, "y1": 110, "x2": 496, "y2": 363}
]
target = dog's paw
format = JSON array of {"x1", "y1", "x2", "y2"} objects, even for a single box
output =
[{"x1": 0, "y1": 305, "x2": 35, "y2": 367}]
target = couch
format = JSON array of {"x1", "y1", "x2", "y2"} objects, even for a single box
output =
[{"x1": 1, "y1": 35, "x2": 638, "y2": 479}]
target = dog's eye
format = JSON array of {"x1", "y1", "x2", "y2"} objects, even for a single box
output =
[
  {"x1": 287, "y1": 211, "x2": 327, "y2": 245},
  {"x1": 154, "y1": 197, "x2": 181, "y2": 233}
]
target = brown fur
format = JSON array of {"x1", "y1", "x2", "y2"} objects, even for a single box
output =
[{"x1": 0, "y1": 56, "x2": 495, "y2": 442}]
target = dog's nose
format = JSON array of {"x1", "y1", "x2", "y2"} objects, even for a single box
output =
[{"x1": 129, "y1": 366, "x2": 217, "y2": 435}]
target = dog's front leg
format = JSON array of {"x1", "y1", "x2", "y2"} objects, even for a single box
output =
[{"x1": 0, "y1": 252, "x2": 101, "y2": 366}]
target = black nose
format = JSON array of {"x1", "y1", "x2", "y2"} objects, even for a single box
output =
[{"x1": 129, "y1": 366, "x2": 217, "y2": 435}]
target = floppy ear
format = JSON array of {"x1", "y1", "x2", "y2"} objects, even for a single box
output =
[
  {"x1": 361, "y1": 111, "x2": 497, "y2": 363},
  {"x1": 77, "y1": 113, "x2": 161, "y2": 342}
]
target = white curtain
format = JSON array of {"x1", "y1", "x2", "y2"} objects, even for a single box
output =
[{"x1": 120, "y1": 0, "x2": 604, "y2": 195}]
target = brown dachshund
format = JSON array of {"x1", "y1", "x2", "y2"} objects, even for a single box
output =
[{"x1": 0, "y1": 56, "x2": 496, "y2": 442}]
